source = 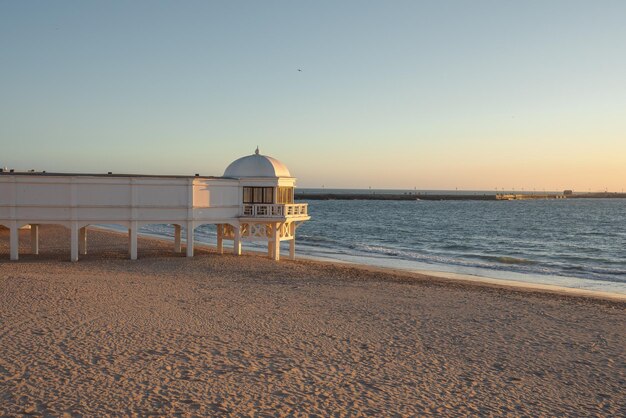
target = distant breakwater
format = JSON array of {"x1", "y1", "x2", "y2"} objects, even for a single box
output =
[
  {"x1": 297, "y1": 193, "x2": 495, "y2": 201},
  {"x1": 295, "y1": 192, "x2": 626, "y2": 201}
]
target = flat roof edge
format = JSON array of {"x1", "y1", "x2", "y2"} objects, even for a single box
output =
[{"x1": 0, "y1": 172, "x2": 238, "y2": 180}]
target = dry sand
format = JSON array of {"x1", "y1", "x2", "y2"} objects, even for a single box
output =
[{"x1": 1, "y1": 225, "x2": 625, "y2": 416}]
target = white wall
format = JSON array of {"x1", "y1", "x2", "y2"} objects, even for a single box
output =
[{"x1": 0, "y1": 175, "x2": 242, "y2": 227}]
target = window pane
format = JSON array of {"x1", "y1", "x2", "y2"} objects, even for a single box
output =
[
  {"x1": 243, "y1": 187, "x2": 252, "y2": 203},
  {"x1": 276, "y1": 187, "x2": 294, "y2": 203}
]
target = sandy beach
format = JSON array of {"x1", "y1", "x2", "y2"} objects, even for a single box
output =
[{"x1": 1, "y1": 225, "x2": 625, "y2": 416}]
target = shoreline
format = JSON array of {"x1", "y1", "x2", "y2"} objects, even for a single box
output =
[{"x1": 90, "y1": 225, "x2": 626, "y2": 303}]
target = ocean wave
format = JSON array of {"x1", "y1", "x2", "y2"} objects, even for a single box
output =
[
  {"x1": 298, "y1": 234, "x2": 347, "y2": 248},
  {"x1": 476, "y1": 255, "x2": 537, "y2": 265}
]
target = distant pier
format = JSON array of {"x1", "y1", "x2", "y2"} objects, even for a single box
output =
[{"x1": 495, "y1": 193, "x2": 565, "y2": 200}]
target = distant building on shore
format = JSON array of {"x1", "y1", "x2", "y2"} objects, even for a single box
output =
[{"x1": 0, "y1": 149, "x2": 310, "y2": 262}]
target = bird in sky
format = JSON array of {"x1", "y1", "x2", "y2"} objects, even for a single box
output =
[{"x1": 297, "y1": 69, "x2": 302, "y2": 72}]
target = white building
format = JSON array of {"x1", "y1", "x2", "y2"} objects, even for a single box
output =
[{"x1": 0, "y1": 149, "x2": 309, "y2": 262}]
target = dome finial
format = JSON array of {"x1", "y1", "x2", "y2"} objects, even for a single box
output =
[{"x1": 255, "y1": 146, "x2": 260, "y2": 155}]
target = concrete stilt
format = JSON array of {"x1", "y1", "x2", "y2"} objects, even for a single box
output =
[
  {"x1": 70, "y1": 223, "x2": 79, "y2": 262},
  {"x1": 30, "y1": 224, "x2": 39, "y2": 255},
  {"x1": 186, "y1": 221, "x2": 194, "y2": 257},
  {"x1": 289, "y1": 223, "x2": 296, "y2": 260},
  {"x1": 233, "y1": 225, "x2": 242, "y2": 256},
  {"x1": 79, "y1": 226, "x2": 87, "y2": 255},
  {"x1": 129, "y1": 222, "x2": 138, "y2": 260},
  {"x1": 273, "y1": 223, "x2": 281, "y2": 261},
  {"x1": 9, "y1": 223, "x2": 19, "y2": 261}
]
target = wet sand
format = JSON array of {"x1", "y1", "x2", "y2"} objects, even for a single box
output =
[{"x1": 1, "y1": 225, "x2": 625, "y2": 416}]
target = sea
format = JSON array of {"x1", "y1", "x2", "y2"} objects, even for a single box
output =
[{"x1": 130, "y1": 190, "x2": 626, "y2": 295}]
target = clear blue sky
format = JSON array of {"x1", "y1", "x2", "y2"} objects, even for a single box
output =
[{"x1": 2, "y1": 1, "x2": 625, "y2": 191}]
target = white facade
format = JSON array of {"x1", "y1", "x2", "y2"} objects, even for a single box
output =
[{"x1": 0, "y1": 150, "x2": 309, "y2": 262}]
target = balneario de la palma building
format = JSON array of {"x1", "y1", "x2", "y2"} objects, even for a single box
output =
[{"x1": 0, "y1": 148, "x2": 310, "y2": 262}]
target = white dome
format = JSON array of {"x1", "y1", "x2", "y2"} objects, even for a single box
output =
[{"x1": 223, "y1": 148, "x2": 291, "y2": 178}]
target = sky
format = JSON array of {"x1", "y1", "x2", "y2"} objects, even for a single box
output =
[{"x1": 1, "y1": 1, "x2": 625, "y2": 191}]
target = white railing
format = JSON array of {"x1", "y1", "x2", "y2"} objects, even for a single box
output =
[{"x1": 242, "y1": 203, "x2": 308, "y2": 218}]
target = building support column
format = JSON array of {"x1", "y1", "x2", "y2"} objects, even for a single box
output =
[
  {"x1": 30, "y1": 224, "x2": 39, "y2": 255},
  {"x1": 79, "y1": 226, "x2": 87, "y2": 255},
  {"x1": 129, "y1": 222, "x2": 138, "y2": 260},
  {"x1": 289, "y1": 238, "x2": 295, "y2": 260},
  {"x1": 9, "y1": 223, "x2": 19, "y2": 261},
  {"x1": 186, "y1": 221, "x2": 194, "y2": 257},
  {"x1": 217, "y1": 224, "x2": 223, "y2": 254},
  {"x1": 70, "y1": 223, "x2": 79, "y2": 262},
  {"x1": 273, "y1": 223, "x2": 281, "y2": 261},
  {"x1": 233, "y1": 224, "x2": 242, "y2": 256},
  {"x1": 174, "y1": 224, "x2": 182, "y2": 253},
  {"x1": 267, "y1": 241, "x2": 274, "y2": 259},
  {"x1": 289, "y1": 222, "x2": 296, "y2": 260}
]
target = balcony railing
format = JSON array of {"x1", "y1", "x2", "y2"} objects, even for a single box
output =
[{"x1": 242, "y1": 203, "x2": 308, "y2": 218}]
